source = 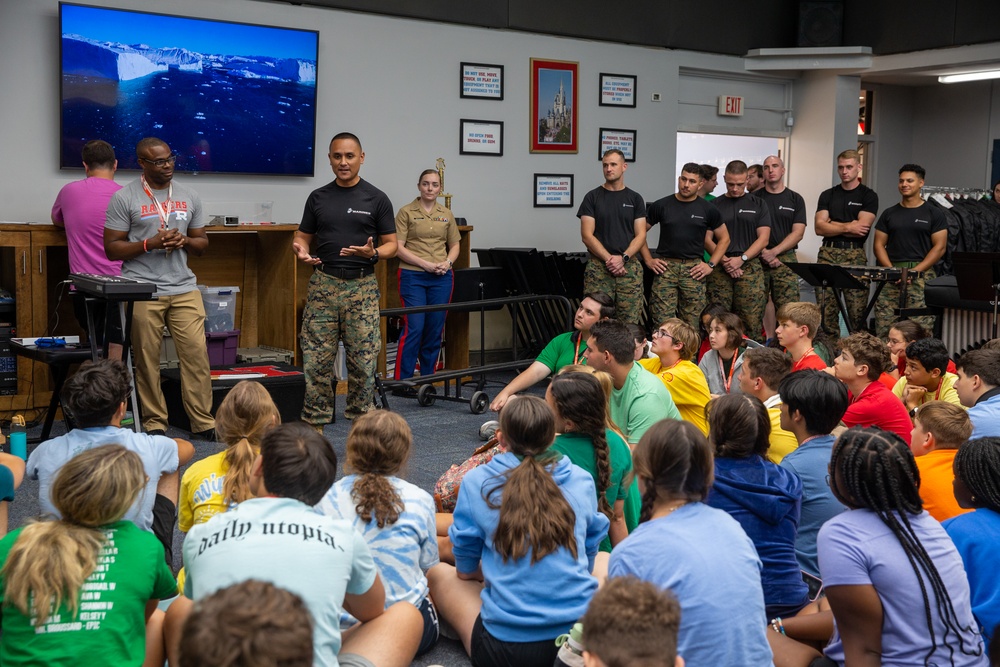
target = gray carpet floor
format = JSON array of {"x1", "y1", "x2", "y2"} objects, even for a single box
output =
[{"x1": 8, "y1": 371, "x2": 541, "y2": 667}]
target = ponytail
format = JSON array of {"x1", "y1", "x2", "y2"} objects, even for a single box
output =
[
  {"x1": 222, "y1": 438, "x2": 258, "y2": 506},
  {"x1": 345, "y1": 411, "x2": 411, "y2": 528},
  {"x1": 352, "y1": 473, "x2": 405, "y2": 528}
]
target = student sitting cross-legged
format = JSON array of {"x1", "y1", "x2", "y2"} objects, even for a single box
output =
[{"x1": 909, "y1": 400, "x2": 974, "y2": 522}]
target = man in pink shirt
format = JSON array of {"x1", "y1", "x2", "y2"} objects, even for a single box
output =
[{"x1": 51, "y1": 139, "x2": 123, "y2": 350}]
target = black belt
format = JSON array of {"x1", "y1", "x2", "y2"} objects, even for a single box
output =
[
  {"x1": 822, "y1": 239, "x2": 865, "y2": 250},
  {"x1": 317, "y1": 264, "x2": 374, "y2": 280}
]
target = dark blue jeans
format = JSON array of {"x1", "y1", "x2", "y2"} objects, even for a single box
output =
[{"x1": 395, "y1": 268, "x2": 453, "y2": 379}]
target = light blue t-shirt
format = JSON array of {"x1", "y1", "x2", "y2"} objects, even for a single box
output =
[
  {"x1": 943, "y1": 508, "x2": 1000, "y2": 653},
  {"x1": 968, "y1": 394, "x2": 1000, "y2": 439},
  {"x1": 316, "y1": 475, "x2": 438, "y2": 618},
  {"x1": 609, "y1": 502, "x2": 775, "y2": 667},
  {"x1": 26, "y1": 426, "x2": 178, "y2": 531},
  {"x1": 184, "y1": 497, "x2": 377, "y2": 667},
  {"x1": 778, "y1": 434, "x2": 846, "y2": 576},
  {"x1": 611, "y1": 362, "x2": 681, "y2": 445}
]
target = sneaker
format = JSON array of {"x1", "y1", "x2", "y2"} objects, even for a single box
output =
[
  {"x1": 479, "y1": 420, "x2": 500, "y2": 441},
  {"x1": 192, "y1": 428, "x2": 216, "y2": 442},
  {"x1": 146, "y1": 428, "x2": 167, "y2": 437},
  {"x1": 554, "y1": 622, "x2": 585, "y2": 667}
]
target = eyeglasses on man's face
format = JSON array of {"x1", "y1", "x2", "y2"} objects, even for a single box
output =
[
  {"x1": 651, "y1": 329, "x2": 675, "y2": 340},
  {"x1": 139, "y1": 153, "x2": 178, "y2": 168}
]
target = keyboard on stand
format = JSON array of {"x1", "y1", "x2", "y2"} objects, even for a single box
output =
[{"x1": 70, "y1": 273, "x2": 157, "y2": 299}]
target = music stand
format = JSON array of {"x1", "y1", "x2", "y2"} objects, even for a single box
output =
[
  {"x1": 786, "y1": 262, "x2": 867, "y2": 333},
  {"x1": 951, "y1": 252, "x2": 1000, "y2": 339}
]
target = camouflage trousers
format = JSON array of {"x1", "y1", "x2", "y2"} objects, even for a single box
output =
[
  {"x1": 874, "y1": 266, "x2": 936, "y2": 339},
  {"x1": 649, "y1": 257, "x2": 706, "y2": 331},
  {"x1": 707, "y1": 257, "x2": 767, "y2": 342},
  {"x1": 817, "y1": 246, "x2": 868, "y2": 336},
  {"x1": 300, "y1": 270, "x2": 380, "y2": 423},
  {"x1": 762, "y1": 251, "x2": 802, "y2": 315},
  {"x1": 584, "y1": 257, "x2": 644, "y2": 325}
]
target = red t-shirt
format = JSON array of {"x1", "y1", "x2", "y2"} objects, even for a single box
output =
[
  {"x1": 843, "y1": 381, "x2": 913, "y2": 444},
  {"x1": 791, "y1": 351, "x2": 828, "y2": 372}
]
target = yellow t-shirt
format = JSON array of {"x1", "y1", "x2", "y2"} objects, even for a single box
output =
[
  {"x1": 915, "y1": 448, "x2": 972, "y2": 522},
  {"x1": 891, "y1": 372, "x2": 963, "y2": 408},
  {"x1": 178, "y1": 451, "x2": 232, "y2": 533},
  {"x1": 766, "y1": 403, "x2": 799, "y2": 463},
  {"x1": 638, "y1": 358, "x2": 710, "y2": 435}
]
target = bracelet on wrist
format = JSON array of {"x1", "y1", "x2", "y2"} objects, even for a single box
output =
[
  {"x1": 143, "y1": 238, "x2": 149, "y2": 253},
  {"x1": 769, "y1": 618, "x2": 786, "y2": 635}
]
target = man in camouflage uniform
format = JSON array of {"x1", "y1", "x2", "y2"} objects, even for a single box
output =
[
  {"x1": 707, "y1": 160, "x2": 772, "y2": 342},
  {"x1": 642, "y1": 162, "x2": 730, "y2": 331},
  {"x1": 872, "y1": 164, "x2": 947, "y2": 337},
  {"x1": 814, "y1": 149, "x2": 879, "y2": 335},
  {"x1": 757, "y1": 155, "x2": 807, "y2": 314},
  {"x1": 578, "y1": 149, "x2": 647, "y2": 324},
  {"x1": 293, "y1": 132, "x2": 397, "y2": 424}
]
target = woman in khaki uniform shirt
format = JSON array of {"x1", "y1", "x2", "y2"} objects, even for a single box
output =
[{"x1": 393, "y1": 169, "x2": 461, "y2": 383}]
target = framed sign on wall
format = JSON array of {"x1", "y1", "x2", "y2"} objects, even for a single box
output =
[
  {"x1": 460, "y1": 119, "x2": 504, "y2": 156},
  {"x1": 599, "y1": 128, "x2": 636, "y2": 162},
  {"x1": 534, "y1": 173, "x2": 574, "y2": 207},
  {"x1": 460, "y1": 62, "x2": 504, "y2": 100},
  {"x1": 599, "y1": 73, "x2": 636, "y2": 108}
]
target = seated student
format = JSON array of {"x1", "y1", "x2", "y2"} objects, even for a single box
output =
[
  {"x1": 26, "y1": 359, "x2": 194, "y2": 561},
  {"x1": 885, "y1": 319, "x2": 956, "y2": 386},
  {"x1": 739, "y1": 347, "x2": 799, "y2": 463},
  {"x1": 490, "y1": 292, "x2": 615, "y2": 411},
  {"x1": 956, "y1": 348, "x2": 1000, "y2": 438},
  {"x1": 583, "y1": 319, "x2": 680, "y2": 445},
  {"x1": 909, "y1": 401, "x2": 974, "y2": 522},
  {"x1": 0, "y1": 445, "x2": 176, "y2": 667},
  {"x1": 833, "y1": 331, "x2": 913, "y2": 444},
  {"x1": 699, "y1": 312, "x2": 762, "y2": 397},
  {"x1": 945, "y1": 437, "x2": 1000, "y2": 653},
  {"x1": 0, "y1": 450, "x2": 25, "y2": 538},
  {"x1": 696, "y1": 302, "x2": 727, "y2": 362},
  {"x1": 777, "y1": 370, "x2": 849, "y2": 579},
  {"x1": 579, "y1": 576, "x2": 684, "y2": 667},
  {"x1": 639, "y1": 318, "x2": 712, "y2": 435},
  {"x1": 705, "y1": 394, "x2": 811, "y2": 620},
  {"x1": 178, "y1": 580, "x2": 313, "y2": 667},
  {"x1": 608, "y1": 420, "x2": 774, "y2": 666},
  {"x1": 428, "y1": 396, "x2": 608, "y2": 667},
  {"x1": 894, "y1": 337, "x2": 962, "y2": 414},
  {"x1": 774, "y1": 302, "x2": 828, "y2": 372},
  {"x1": 626, "y1": 322, "x2": 650, "y2": 360},
  {"x1": 174, "y1": 422, "x2": 423, "y2": 667}
]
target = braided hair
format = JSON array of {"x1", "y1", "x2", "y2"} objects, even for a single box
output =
[
  {"x1": 830, "y1": 427, "x2": 982, "y2": 665},
  {"x1": 953, "y1": 437, "x2": 1000, "y2": 513}
]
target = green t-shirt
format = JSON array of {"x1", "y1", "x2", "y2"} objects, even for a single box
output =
[
  {"x1": 551, "y1": 429, "x2": 640, "y2": 552},
  {"x1": 534, "y1": 331, "x2": 587, "y2": 373},
  {"x1": 0, "y1": 521, "x2": 177, "y2": 666},
  {"x1": 611, "y1": 362, "x2": 682, "y2": 445}
]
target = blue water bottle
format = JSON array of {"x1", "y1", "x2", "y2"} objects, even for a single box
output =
[{"x1": 9, "y1": 415, "x2": 27, "y2": 460}]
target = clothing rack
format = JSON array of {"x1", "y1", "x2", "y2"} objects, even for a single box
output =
[{"x1": 921, "y1": 185, "x2": 991, "y2": 200}]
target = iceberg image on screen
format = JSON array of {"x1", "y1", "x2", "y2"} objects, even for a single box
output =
[{"x1": 60, "y1": 3, "x2": 319, "y2": 176}]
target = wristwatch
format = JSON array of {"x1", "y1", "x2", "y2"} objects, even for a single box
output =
[
  {"x1": 622, "y1": 253, "x2": 630, "y2": 263},
  {"x1": 741, "y1": 254, "x2": 749, "y2": 262},
  {"x1": 707, "y1": 261, "x2": 716, "y2": 269},
  {"x1": 370, "y1": 249, "x2": 380, "y2": 264}
]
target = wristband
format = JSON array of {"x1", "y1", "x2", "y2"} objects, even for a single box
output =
[
  {"x1": 622, "y1": 253, "x2": 630, "y2": 264},
  {"x1": 143, "y1": 238, "x2": 149, "y2": 253},
  {"x1": 370, "y1": 248, "x2": 379, "y2": 264}
]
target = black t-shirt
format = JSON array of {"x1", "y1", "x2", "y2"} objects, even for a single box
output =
[
  {"x1": 816, "y1": 183, "x2": 879, "y2": 240},
  {"x1": 874, "y1": 201, "x2": 948, "y2": 262},
  {"x1": 756, "y1": 188, "x2": 806, "y2": 249},
  {"x1": 577, "y1": 186, "x2": 647, "y2": 255},
  {"x1": 299, "y1": 178, "x2": 395, "y2": 267},
  {"x1": 647, "y1": 195, "x2": 723, "y2": 258},
  {"x1": 711, "y1": 193, "x2": 771, "y2": 254}
]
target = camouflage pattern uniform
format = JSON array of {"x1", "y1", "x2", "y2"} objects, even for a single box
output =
[
  {"x1": 874, "y1": 266, "x2": 936, "y2": 339},
  {"x1": 649, "y1": 257, "x2": 706, "y2": 331},
  {"x1": 584, "y1": 257, "x2": 644, "y2": 325},
  {"x1": 707, "y1": 259, "x2": 767, "y2": 342},
  {"x1": 300, "y1": 271, "x2": 380, "y2": 422},
  {"x1": 762, "y1": 251, "x2": 802, "y2": 315},
  {"x1": 817, "y1": 246, "x2": 869, "y2": 336}
]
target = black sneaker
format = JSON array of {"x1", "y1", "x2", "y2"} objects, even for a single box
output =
[
  {"x1": 192, "y1": 428, "x2": 216, "y2": 441},
  {"x1": 147, "y1": 429, "x2": 167, "y2": 437}
]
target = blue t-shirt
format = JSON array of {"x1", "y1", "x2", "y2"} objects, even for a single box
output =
[
  {"x1": 183, "y1": 497, "x2": 378, "y2": 667},
  {"x1": 26, "y1": 426, "x2": 178, "y2": 531},
  {"x1": 609, "y1": 503, "x2": 774, "y2": 666},
  {"x1": 944, "y1": 508, "x2": 1000, "y2": 652},
  {"x1": 778, "y1": 434, "x2": 846, "y2": 576},
  {"x1": 968, "y1": 394, "x2": 1000, "y2": 439},
  {"x1": 316, "y1": 475, "x2": 438, "y2": 618},
  {"x1": 0, "y1": 465, "x2": 14, "y2": 502}
]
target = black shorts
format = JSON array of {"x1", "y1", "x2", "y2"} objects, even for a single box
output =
[
  {"x1": 470, "y1": 614, "x2": 560, "y2": 667},
  {"x1": 152, "y1": 493, "x2": 177, "y2": 567},
  {"x1": 416, "y1": 597, "x2": 440, "y2": 656}
]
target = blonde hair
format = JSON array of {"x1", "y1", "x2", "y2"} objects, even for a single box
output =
[
  {"x1": 346, "y1": 411, "x2": 410, "y2": 528},
  {"x1": 838, "y1": 149, "x2": 861, "y2": 163},
  {"x1": 215, "y1": 381, "x2": 280, "y2": 506},
  {"x1": 775, "y1": 302, "x2": 821, "y2": 339},
  {"x1": 914, "y1": 401, "x2": 973, "y2": 449},
  {"x1": 2, "y1": 445, "x2": 146, "y2": 625},
  {"x1": 658, "y1": 318, "x2": 699, "y2": 361}
]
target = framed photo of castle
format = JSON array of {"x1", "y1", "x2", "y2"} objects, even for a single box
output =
[{"x1": 529, "y1": 58, "x2": 578, "y2": 154}]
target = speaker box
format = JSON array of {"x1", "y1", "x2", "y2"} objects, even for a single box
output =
[{"x1": 798, "y1": 1, "x2": 843, "y2": 48}]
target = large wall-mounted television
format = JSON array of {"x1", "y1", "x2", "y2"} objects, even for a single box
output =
[{"x1": 60, "y1": 3, "x2": 319, "y2": 176}]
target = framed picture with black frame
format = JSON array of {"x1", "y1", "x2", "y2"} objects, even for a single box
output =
[
  {"x1": 533, "y1": 173, "x2": 574, "y2": 208},
  {"x1": 599, "y1": 73, "x2": 636, "y2": 108},
  {"x1": 599, "y1": 128, "x2": 636, "y2": 162},
  {"x1": 460, "y1": 119, "x2": 504, "y2": 156},
  {"x1": 460, "y1": 62, "x2": 504, "y2": 100}
]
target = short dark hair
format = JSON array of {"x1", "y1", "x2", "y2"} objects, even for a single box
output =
[
  {"x1": 259, "y1": 422, "x2": 338, "y2": 505},
  {"x1": 890, "y1": 319, "x2": 928, "y2": 344},
  {"x1": 725, "y1": 160, "x2": 748, "y2": 176},
  {"x1": 589, "y1": 320, "x2": 637, "y2": 365},
  {"x1": 743, "y1": 347, "x2": 791, "y2": 390},
  {"x1": 81, "y1": 140, "x2": 115, "y2": 169},
  {"x1": 778, "y1": 370, "x2": 849, "y2": 436},
  {"x1": 699, "y1": 164, "x2": 718, "y2": 180},
  {"x1": 710, "y1": 312, "x2": 744, "y2": 350},
  {"x1": 899, "y1": 163, "x2": 926, "y2": 180},
  {"x1": 748, "y1": 164, "x2": 763, "y2": 178},
  {"x1": 626, "y1": 323, "x2": 646, "y2": 345},
  {"x1": 179, "y1": 580, "x2": 313, "y2": 667},
  {"x1": 602, "y1": 149, "x2": 625, "y2": 161},
  {"x1": 330, "y1": 132, "x2": 362, "y2": 151},
  {"x1": 840, "y1": 332, "x2": 891, "y2": 381},
  {"x1": 956, "y1": 349, "x2": 1000, "y2": 387},
  {"x1": 584, "y1": 291, "x2": 616, "y2": 320},
  {"x1": 136, "y1": 136, "x2": 168, "y2": 157},
  {"x1": 681, "y1": 162, "x2": 703, "y2": 178},
  {"x1": 62, "y1": 360, "x2": 131, "y2": 428},
  {"x1": 708, "y1": 394, "x2": 771, "y2": 458},
  {"x1": 905, "y1": 338, "x2": 949, "y2": 375},
  {"x1": 582, "y1": 576, "x2": 681, "y2": 667}
]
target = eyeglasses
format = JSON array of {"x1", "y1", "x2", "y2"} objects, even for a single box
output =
[
  {"x1": 651, "y1": 329, "x2": 675, "y2": 340},
  {"x1": 139, "y1": 153, "x2": 177, "y2": 168}
]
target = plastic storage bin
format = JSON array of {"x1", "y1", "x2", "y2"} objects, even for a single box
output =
[
  {"x1": 206, "y1": 330, "x2": 240, "y2": 366},
  {"x1": 199, "y1": 285, "x2": 240, "y2": 333}
]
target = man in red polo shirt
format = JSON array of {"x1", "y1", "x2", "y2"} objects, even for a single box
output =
[{"x1": 832, "y1": 331, "x2": 912, "y2": 443}]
